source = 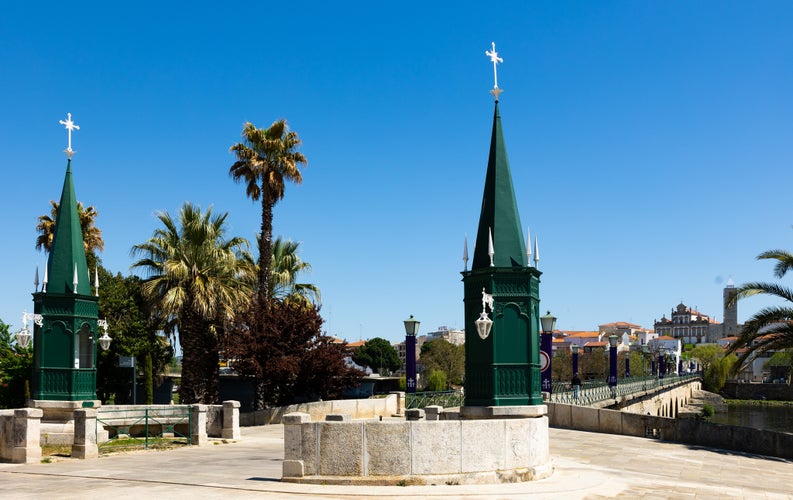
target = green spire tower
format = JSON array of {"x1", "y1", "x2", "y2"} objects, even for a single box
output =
[
  {"x1": 31, "y1": 114, "x2": 100, "y2": 401},
  {"x1": 462, "y1": 49, "x2": 543, "y2": 409}
]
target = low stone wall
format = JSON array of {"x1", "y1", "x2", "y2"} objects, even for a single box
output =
[
  {"x1": 240, "y1": 394, "x2": 400, "y2": 426},
  {"x1": 282, "y1": 410, "x2": 552, "y2": 485},
  {"x1": 547, "y1": 402, "x2": 793, "y2": 460},
  {"x1": 0, "y1": 408, "x2": 43, "y2": 463},
  {"x1": 722, "y1": 381, "x2": 793, "y2": 401},
  {"x1": 98, "y1": 401, "x2": 239, "y2": 442}
]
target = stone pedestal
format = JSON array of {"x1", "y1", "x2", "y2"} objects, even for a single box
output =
[
  {"x1": 460, "y1": 405, "x2": 547, "y2": 419},
  {"x1": 221, "y1": 400, "x2": 240, "y2": 440},
  {"x1": 191, "y1": 405, "x2": 207, "y2": 445},
  {"x1": 281, "y1": 410, "x2": 552, "y2": 484},
  {"x1": 28, "y1": 400, "x2": 101, "y2": 445},
  {"x1": 71, "y1": 408, "x2": 98, "y2": 459}
]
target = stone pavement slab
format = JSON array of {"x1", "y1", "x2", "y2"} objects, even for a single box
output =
[{"x1": 0, "y1": 425, "x2": 791, "y2": 499}]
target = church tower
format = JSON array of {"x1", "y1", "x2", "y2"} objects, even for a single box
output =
[{"x1": 461, "y1": 44, "x2": 543, "y2": 409}]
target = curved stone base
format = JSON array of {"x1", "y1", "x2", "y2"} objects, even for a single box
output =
[
  {"x1": 282, "y1": 462, "x2": 554, "y2": 485},
  {"x1": 282, "y1": 409, "x2": 552, "y2": 485}
]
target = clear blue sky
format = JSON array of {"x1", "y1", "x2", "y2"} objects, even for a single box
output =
[{"x1": 2, "y1": 2, "x2": 792, "y2": 346}]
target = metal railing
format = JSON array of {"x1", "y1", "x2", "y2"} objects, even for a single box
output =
[
  {"x1": 406, "y1": 390, "x2": 464, "y2": 409},
  {"x1": 97, "y1": 406, "x2": 192, "y2": 451},
  {"x1": 549, "y1": 374, "x2": 700, "y2": 406}
]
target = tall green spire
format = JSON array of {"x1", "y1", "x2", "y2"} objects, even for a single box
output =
[
  {"x1": 472, "y1": 102, "x2": 527, "y2": 270},
  {"x1": 46, "y1": 159, "x2": 91, "y2": 295}
]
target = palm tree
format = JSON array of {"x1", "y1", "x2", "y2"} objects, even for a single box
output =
[
  {"x1": 36, "y1": 200, "x2": 104, "y2": 256},
  {"x1": 728, "y1": 247, "x2": 793, "y2": 369},
  {"x1": 229, "y1": 120, "x2": 307, "y2": 308},
  {"x1": 130, "y1": 203, "x2": 255, "y2": 404},
  {"x1": 270, "y1": 236, "x2": 321, "y2": 306}
]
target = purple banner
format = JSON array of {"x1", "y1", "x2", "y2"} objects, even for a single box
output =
[
  {"x1": 608, "y1": 345, "x2": 618, "y2": 387},
  {"x1": 405, "y1": 335, "x2": 417, "y2": 393},
  {"x1": 540, "y1": 332, "x2": 552, "y2": 393}
]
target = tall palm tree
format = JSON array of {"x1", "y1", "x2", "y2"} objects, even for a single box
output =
[
  {"x1": 36, "y1": 200, "x2": 104, "y2": 255},
  {"x1": 271, "y1": 236, "x2": 321, "y2": 306},
  {"x1": 728, "y1": 247, "x2": 793, "y2": 368},
  {"x1": 130, "y1": 203, "x2": 255, "y2": 404},
  {"x1": 229, "y1": 120, "x2": 307, "y2": 308}
]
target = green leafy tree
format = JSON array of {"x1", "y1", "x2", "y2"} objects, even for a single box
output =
[
  {"x1": 580, "y1": 347, "x2": 607, "y2": 380},
  {"x1": 690, "y1": 344, "x2": 735, "y2": 391},
  {"x1": 629, "y1": 350, "x2": 646, "y2": 378},
  {"x1": 552, "y1": 348, "x2": 572, "y2": 383},
  {"x1": 0, "y1": 320, "x2": 33, "y2": 409},
  {"x1": 131, "y1": 203, "x2": 255, "y2": 404},
  {"x1": 96, "y1": 267, "x2": 171, "y2": 404},
  {"x1": 426, "y1": 369, "x2": 447, "y2": 391},
  {"x1": 229, "y1": 120, "x2": 307, "y2": 308},
  {"x1": 353, "y1": 337, "x2": 402, "y2": 375},
  {"x1": 765, "y1": 350, "x2": 792, "y2": 383},
  {"x1": 270, "y1": 236, "x2": 320, "y2": 306},
  {"x1": 727, "y1": 243, "x2": 793, "y2": 369},
  {"x1": 420, "y1": 339, "x2": 465, "y2": 387}
]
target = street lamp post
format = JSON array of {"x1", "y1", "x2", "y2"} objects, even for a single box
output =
[
  {"x1": 641, "y1": 344, "x2": 649, "y2": 391},
  {"x1": 658, "y1": 348, "x2": 666, "y2": 380},
  {"x1": 607, "y1": 335, "x2": 618, "y2": 393},
  {"x1": 540, "y1": 311, "x2": 557, "y2": 394},
  {"x1": 403, "y1": 315, "x2": 420, "y2": 394},
  {"x1": 571, "y1": 344, "x2": 580, "y2": 400}
]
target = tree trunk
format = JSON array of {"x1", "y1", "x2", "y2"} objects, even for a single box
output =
[
  {"x1": 259, "y1": 189, "x2": 274, "y2": 309},
  {"x1": 143, "y1": 352, "x2": 153, "y2": 404}
]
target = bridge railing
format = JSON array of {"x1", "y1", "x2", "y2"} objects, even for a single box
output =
[
  {"x1": 549, "y1": 374, "x2": 700, "y2": 406},
  {"x1": 405, "y1": 390, "x2": 464, "y2": 409}
]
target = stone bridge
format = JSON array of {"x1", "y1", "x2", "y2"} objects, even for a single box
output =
[{"x1": 549, "y1": 374, "x2": 702, "y2": 417}]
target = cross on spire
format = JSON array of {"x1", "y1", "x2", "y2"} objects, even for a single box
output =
[
  {"x1": 59, "y1": 112, "x2": 80, "y2": 158},
  {"x1": 485, "y1": 42, "x2": 504, "y2": 100}
]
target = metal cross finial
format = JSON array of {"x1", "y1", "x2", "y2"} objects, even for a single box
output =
[
  {"x1": 59, "y1": 112, "x2": 80, "y2": 158},
  {"x1": 485, "y1": 42, "x2": 504, "y2": 100}
]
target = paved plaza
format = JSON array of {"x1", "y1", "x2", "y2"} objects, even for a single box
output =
[{"x1": 0, "y1": 424, "x2": 791, "y2": 499}]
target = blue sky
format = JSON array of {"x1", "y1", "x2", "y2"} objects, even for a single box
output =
[{"x1": 2, "y1": 1, "x2": 792, "y2": 346}]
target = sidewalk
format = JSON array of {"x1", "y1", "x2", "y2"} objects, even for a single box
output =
[{"x1": 1, "y1": 425, "x2": 791, "y2": 499}]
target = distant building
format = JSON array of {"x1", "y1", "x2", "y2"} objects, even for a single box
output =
[{"x1": 653, "y1": 281, "x2": 742, "y2": 345}]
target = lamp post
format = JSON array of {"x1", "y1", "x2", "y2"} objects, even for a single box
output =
[
  {"x1": 571, "y1": 344, "x2": 579, "y2": 377},
  {"x1": 607, "y1": 335, "x2": 618, "y2": 392},
  {"x1": 641, "y1": 344, "x2": 649, "y2": 390},
  {"x1": 571, "y1": 344, "x2": 580, "y2": 400},
  {"x1": 403, "y1": 315, "x2": 420, "y2": 394},
  {"x1": 16, "y1": 311, "x2": 43, "y2": 349},
  {"x1": 658, "y1": 348, "x2": 666, "y2": 380},
  {"x1": 625, "y1": 354, "x2": 630, "y2": 378},
  {"x1": 539, "y1": 311, "x2": 556, "y2": 394}
]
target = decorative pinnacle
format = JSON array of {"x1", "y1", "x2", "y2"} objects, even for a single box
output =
[
  {"x1": 488, "y1": 227, "x2": 495, "y2": 267},
  {"x1": 485, "y1": 42, "x2": 504, "y2": 100},
  {"x1": 463, "y1": 234, "x2": 469, "y2": 272},
  {"x1": 59, "y1": 112, "x2": 80, "y2": 158}
]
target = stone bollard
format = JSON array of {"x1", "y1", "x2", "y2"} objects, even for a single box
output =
[
  {"x1": 325, "y1": 414, "x2": 351, "y2": 422},
  {"x1": 71, "y1": 408, "x2": 98, "y2": 459},
  {"x1": 425, "y1": 405, "x2": 442, "y2": 421},
  {"x1": 221, "y1": 400, "x2": 241, "y2": 440},
  {"x1": 191, "y1": 405, "x2": 208, "y2": 445},
  {"x1": 406, "y1": 408, "x2": 425, "y2": 421},
  {"x1": 390, "y1": 391, "x2": 405, "y2": 416},
  {"x1": 12, "y1": 408, "x2": 42, "y2": 463},
  {"x1": 283, "y1": 412, "x2": 311, "y2": 478}
]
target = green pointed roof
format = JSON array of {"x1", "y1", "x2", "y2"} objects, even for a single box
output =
[
  {"x1": 46, "y1": 159, "x2": 91, "y2": 295},
  {"x1": 472, "y1": 102, "x2": 527, "y2": 270}
]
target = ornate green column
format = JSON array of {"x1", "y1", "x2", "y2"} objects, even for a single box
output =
[{"x1": 462, "y1": 100, "x2": 543, "y2": 408}]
